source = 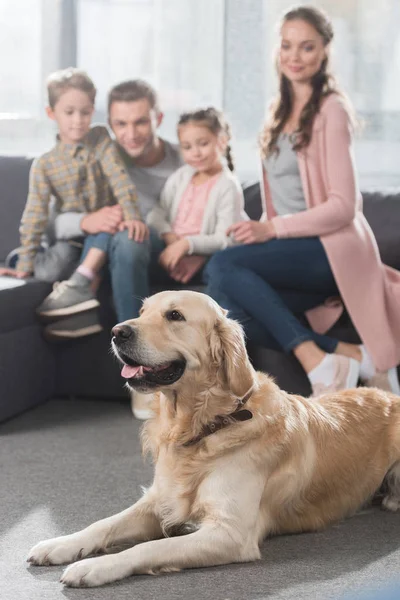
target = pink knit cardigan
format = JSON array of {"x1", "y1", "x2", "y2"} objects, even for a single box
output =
[{"x1": 261, "y1": 93, "x2": 400, "y2": 371}]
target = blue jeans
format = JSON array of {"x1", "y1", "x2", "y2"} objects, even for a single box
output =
[
  {"x1": 81, "y1": 228, "x2": 165, "y2": 322},
  {"x1": 204, "y1": 237, "x2": 339, "y2": 353}
]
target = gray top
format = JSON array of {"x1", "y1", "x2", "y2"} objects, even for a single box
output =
[
  {"x1": 125, "y1": 139, "x2": 183, "y2": 221},
  {"x1": 263, "y1": 134, "x2": 307, "y2": 216}
]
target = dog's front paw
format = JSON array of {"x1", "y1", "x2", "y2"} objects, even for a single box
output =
[
  {"x1": 27, "y1": 535, "x2": 87, "y2": 566},
  {"x1": 61, "y1": 555, "x2": 130, "y2": 588}
]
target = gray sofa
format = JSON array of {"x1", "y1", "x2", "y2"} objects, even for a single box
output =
[{"x1": 0, "y1": 155, "x2": 399, "y2": 422}]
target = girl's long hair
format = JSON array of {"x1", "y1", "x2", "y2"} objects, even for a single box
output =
[{"x1": 260, "y1": 5, "x2": 354, "y2": 159}]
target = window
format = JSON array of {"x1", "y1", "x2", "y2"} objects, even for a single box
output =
[
  {"x1": 238, "y1": 0, "x2": 400, "y2": 188},
  {"x1": 0, "y1": 0, "x2": 398, "y2": 188},
  {"x1": 0, "y1": 0, "x2": 224, "y2": 157},
  {"x1": 77, "y1": 0, "x2": 224, "y2": 133},
  {"x1": 0, "y1": 0, "x2": 60, "y2": 155},
  {"x1": 223, "y1": 0, "x2": 400, "y2": 188}
]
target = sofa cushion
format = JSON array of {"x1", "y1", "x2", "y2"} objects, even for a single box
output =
[
  {"x1": 243, "y1": 181, "x2": 263, "y2": 220},
  {"x1": 0, "y1": 156, "x2": 33, "y2": 262},
  {"x1": 0, "y1": 324, "x2": 55, "y2": 422},
  {"x1": 362, "y1": 191, "x2": 400, "y2": 270},
  {"x1": 0, "y1": 277, "x2": 51, "y2": 334}
]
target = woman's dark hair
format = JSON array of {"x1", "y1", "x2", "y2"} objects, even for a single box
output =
[
  {"x1": 178, "y1": 107, "x2": 235, "y2": 171},
  {"x1": 260, "y1": 5, "x2": 354, "y2": 158}
]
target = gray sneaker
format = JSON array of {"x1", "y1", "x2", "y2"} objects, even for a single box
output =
[
  {"x1": 37, "y1": 276, "x2": 99, "y2": 318},
  {"x1": 44, "y1": 311, "x2": 103, "y2": 340}
]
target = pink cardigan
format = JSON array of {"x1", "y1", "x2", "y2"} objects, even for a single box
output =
[{"x1": 261, "y1": 93, "x2": 400, "y2": 371}]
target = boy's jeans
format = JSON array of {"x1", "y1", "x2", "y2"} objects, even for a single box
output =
[{"x1": 80, "y1": 228, "x2": 165, "y2": 322}]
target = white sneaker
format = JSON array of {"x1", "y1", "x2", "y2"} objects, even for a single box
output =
[
  {"x1": 364, "y1": 367, "x2": 400, "y2": 395},
  {"x1": 311, "y1": 355, "x2": 360, "y2": 398},
  {"x1": 130, "y1": 390, "x2": 154, "y2": 420}
]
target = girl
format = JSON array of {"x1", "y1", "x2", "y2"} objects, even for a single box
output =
[
  {"x1": 205, "y1": 6, "x2": 400, "y2": 396},
  {"x1": 147, "y1": 107, "x2": 245, "y2": 284}
]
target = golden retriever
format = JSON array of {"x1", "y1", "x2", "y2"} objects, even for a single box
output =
[{"x1": 27, "y1": 290, "x2": 400, "y2": 588}]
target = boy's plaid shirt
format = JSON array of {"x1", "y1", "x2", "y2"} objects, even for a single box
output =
[{"x1": 17, "y1": 126, "x2": 140, "y2": 273}]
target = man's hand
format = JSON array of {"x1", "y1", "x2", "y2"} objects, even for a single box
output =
[
  {"x1": 159, "y1": 238, "x2": 190, "y2": 272},
  {"x1": 227, "y1": 220, "x2": 277, "y2": 244},
  {"x1": 80, "y1": 205, "x2": 123, "y2": 235},
  {"x1": 0, "y1": 267, "x2": 31, "y2": 279},
  {"x1": 118, "y1": 219, "x2": 149, "y2": 243}
]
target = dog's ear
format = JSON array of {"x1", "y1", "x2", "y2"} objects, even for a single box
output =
[{"x1": 210, "y1": 313, "x2": 255, "y2": 398}]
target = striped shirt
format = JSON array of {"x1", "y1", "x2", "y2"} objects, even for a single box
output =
[{"x1": 17, "y1": 125, "x2": 140, "y2": 273}]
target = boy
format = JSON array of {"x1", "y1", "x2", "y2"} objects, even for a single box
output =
[{"x1": 0, "y1": 68, "x2": 146, "y2": 335}]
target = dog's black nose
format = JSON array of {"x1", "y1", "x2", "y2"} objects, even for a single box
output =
[{"x1": 112, "y1": 324, "x2": 134, "y2": 341}]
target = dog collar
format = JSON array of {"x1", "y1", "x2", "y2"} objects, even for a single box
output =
[{"x1": 182, "y1": 387, "x2": 253, "y2": 447}]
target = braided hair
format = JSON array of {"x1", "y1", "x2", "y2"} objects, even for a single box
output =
[{"x1": 178, "y1": 107, "x2": 235, "y2": 171}]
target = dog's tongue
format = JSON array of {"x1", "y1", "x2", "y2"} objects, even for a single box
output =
[
  {"x1": 121, "y1": 364, "x2": 144, "y2": 379},
  {"x1": 121, "y1": 362, "x2": 170, "y2": 379}
]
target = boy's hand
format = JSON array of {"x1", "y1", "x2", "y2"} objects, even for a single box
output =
[
  {"x1": 159, "y1": 239, "x2": 190, "y2": 272},
  {"x1": 81, "y1": 206, "x2": 123, "y2": 235},
  {"x1": 0, "y1": 267, "x2": 31, "y2": 279},
  {"x1": 119, "y1": 220, "x2": 149, "y2": 243}
]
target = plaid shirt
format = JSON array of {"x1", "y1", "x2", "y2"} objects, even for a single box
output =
[{"x1": 17, "y1": 126, "x2": 140, "y2": 273}]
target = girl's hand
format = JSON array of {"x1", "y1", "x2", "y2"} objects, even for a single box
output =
[
  {"x1": 162, "y1": 232, "x2": 181, "y2": 246},
  {"x1": 159, "y1": 239, "x2": 190, "y2": 272},
  {"x1": 169, "y1": 255, "x2": 206, "y2": 284},
  {"x1": 0, "y1": 267, "x2": 31, "y2": 279},
  {"x1": 227, "y1": 220, "x2": 277, "y2": 244},
  {"x1": 119, "y1": 219, "x2": 149, "y2": 242}
]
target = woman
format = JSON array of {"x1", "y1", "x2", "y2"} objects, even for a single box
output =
[{"x1": 205, "y1": 5, "x2": 400, "y2": 396}]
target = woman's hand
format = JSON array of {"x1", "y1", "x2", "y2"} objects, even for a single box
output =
[
  {"x1": 159, "y1": 238, "x2": 190, "y2": 271},
  {"x1": 227, "y1": 220, "x2": 277, "y2": 244}
]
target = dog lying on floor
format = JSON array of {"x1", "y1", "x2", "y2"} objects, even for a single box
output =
[{"x1": 27, "y1": 290, "x2": 400, "y2": 587}]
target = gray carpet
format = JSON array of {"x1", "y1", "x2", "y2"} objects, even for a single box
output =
[{"x1": 1, "y1": 398, "x2": 400, "y2": 600}]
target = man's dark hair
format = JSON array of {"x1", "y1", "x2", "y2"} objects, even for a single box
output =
[{"x1": 108, "y1": 79, "x2": 159, "y2": 113}]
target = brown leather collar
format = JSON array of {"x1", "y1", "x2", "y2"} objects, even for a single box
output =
[{"x1": 182, "y1": 387, "x2": 253, "y2": 447}]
